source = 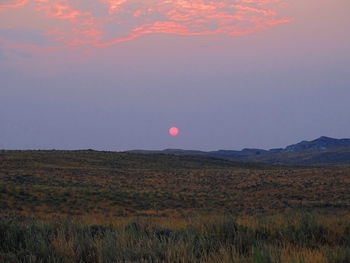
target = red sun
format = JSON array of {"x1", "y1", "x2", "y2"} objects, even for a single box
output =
[{"x1": 169, "y1": 126, "x2": 179, "y2": 136}]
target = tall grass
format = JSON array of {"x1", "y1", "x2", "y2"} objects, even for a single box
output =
[{"x1": 0, "y1": 212, "x2": 349, "y2": 262}]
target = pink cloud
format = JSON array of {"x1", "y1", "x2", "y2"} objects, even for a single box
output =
[
  {"x1": 0, "y1": 0, "x2": 28, "y2": 12},
  {"x1": 95, "y1": 0, "x2": 291, "y2": 47},
  {"x1": 0, "y1": 0, "x2": 291, "y2": 50}
]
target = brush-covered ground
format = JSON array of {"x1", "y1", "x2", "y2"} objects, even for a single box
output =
[{"x1": 0, "y1": 150, "x2": 349, "y2": 262}]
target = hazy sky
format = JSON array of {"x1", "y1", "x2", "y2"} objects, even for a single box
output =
[{"x1": 1, "y1": 0, "x2": 349, "y2": 151}]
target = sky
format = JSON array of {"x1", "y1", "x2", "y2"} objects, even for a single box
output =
[{"x1": 0, "y1": 0, "x2": 349, "y2": 151}]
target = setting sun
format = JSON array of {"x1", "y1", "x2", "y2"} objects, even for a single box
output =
[{"x1": 169, "y1": 127, "x2": 179, "y2": 136}]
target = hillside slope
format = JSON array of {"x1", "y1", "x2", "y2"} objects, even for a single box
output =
[{"x1": 0, "y1": 150, "x2": 349, "y2": 219}]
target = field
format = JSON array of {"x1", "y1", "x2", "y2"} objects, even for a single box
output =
[{"x1": 0, "y1": 150, "x2": 349, "y2": 262}]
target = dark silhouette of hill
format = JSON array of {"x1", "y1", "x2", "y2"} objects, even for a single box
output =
[
  {"x1": 283, "y1": 136, "x2": 350, "y2": 152},
  {"x1": 128, "y1": 136, "x2": 350, "y2": 165}
]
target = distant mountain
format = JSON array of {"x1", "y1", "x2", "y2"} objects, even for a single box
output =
[
  {"x1": 283, "y1": 136, "x2": 350, "y2": 152},
  {"x1": 127, "y1": 136, "x2": 350, "y2": 166}
]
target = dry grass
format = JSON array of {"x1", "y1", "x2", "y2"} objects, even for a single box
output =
[
  {"x1": 0, "y1": 150, "x2": 349, "y2": 219},
  {"x1": 0, "y1": 213, "x2": 349, "y2": 262},
  {"x1": 0, "y1": 150, "x2": 349, "y2": 262}
]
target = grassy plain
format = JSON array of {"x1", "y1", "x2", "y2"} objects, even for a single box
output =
[{"x1": 0, "y1": 150, "x2": 349, "y2": 262}]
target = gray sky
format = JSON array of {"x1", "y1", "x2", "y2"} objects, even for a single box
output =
[{"x1": 1, "y1": 0, "x2": 349, "y2": 151}]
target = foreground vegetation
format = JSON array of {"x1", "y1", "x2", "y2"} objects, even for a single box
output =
[
  {"x1": 0, "y1": 150, "x2": 349, "y2": 262},
  {"x1": 1, "y1": 212, "x2": 350, "y2": 262}
]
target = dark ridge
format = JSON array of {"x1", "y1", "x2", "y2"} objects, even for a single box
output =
[{"x1": 126, "y1": 136, "x2": 350, "y2": 166}]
